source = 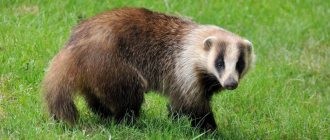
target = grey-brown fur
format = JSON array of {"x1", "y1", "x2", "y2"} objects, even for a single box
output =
[{"x1": 43, "y1": 7, "x2": 253, "y2": 131}]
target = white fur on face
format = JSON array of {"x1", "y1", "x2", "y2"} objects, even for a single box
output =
[
  {"x1": 206, "y1": 38, "x2": 253, "y2": 87},
  {"x1": 206, "y1": 42, "x2": 240, "y2": 86}
]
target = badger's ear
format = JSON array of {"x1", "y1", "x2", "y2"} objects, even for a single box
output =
[{"x1": 203, "y1": 36, "x2": 216, "y2": 51}]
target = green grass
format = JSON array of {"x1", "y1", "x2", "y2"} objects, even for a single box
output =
[{"x1": 1, "y1": 0, "x2": 329, "y2": 139}]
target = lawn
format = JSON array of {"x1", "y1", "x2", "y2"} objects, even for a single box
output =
[{"x1": 0, "y1": 0, "x2": 329, "y2": 139}]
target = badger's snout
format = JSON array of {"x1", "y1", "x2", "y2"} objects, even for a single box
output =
[{"x1": 223, "y1": 77, "x2": 238, "y2": 90}]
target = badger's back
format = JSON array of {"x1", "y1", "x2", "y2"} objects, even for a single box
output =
[{"x1": 64, "y1": 8, "x2": 196, "y2": 90}]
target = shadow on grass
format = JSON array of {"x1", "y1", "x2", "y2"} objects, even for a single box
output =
[{"x1": 49, "y1": 111, "x2": 250, "y2": 139}]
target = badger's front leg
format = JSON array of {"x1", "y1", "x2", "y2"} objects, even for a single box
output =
[
  {"x1": 190, "y1": 109, "x2": 217, "y2": 131},
  {"x1": 168, "y1": 96, "x2": 217, "y2": 131}
]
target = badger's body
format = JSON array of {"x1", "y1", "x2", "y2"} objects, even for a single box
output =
[{"x1": 43, "y1": 8, "x2": 254, "y2": 131}]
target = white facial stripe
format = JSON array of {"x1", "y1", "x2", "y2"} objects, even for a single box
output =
[{"x1": 221, "y1": 44, "x2": 239, "y2": 84}]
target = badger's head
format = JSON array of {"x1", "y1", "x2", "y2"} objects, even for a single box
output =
[{"x1": 202, "y1": 29, "x2": 255, "y2": 90}]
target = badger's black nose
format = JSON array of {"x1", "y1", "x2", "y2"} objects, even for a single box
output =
[{"x1": 223, "y1": 77, "x2": 238, "y2": 90}]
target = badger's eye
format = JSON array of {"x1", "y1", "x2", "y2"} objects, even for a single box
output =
[{"x1": 215, "y1": 59, "x2": 225, "y2": 71}]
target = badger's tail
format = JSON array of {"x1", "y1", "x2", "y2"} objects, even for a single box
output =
[{"x1": 42, "y1": 56, "x2": 78, "y2": 125}]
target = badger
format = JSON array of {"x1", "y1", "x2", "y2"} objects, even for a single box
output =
[{"x1": 43, "y1": 7, "x2": 255, "y2": 131}]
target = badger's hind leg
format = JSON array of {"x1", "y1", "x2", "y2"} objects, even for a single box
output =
[
  {"x1": 107, "y1": 76, "x2": 145, "y2": 124},
  {"x1": 82, "y1": 88, "x2": 112, "y2": 118},
  {"x1": 92, "y1": 65, "x2": 146, "y2": 124}
]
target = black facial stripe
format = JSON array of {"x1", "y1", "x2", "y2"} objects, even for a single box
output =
[
  {"x1": 236, "y1": 47, "x2": 245, "y2": 76},
  {"x1": 215, "y1": 46, "x2": 225, "y2": 72}
]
